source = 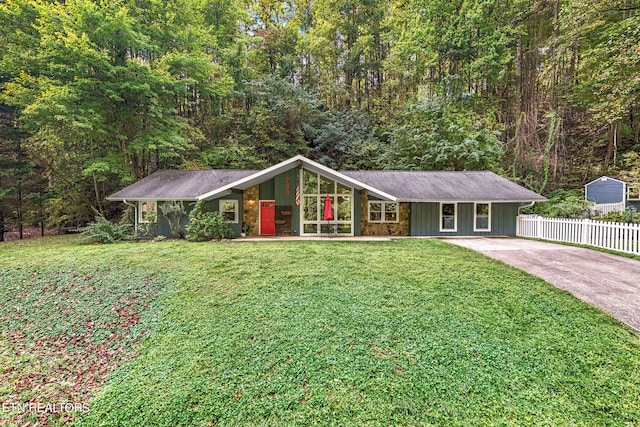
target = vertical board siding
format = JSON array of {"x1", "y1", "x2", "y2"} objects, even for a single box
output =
[
  {"x1": 517, "y1": 216, "x2": 640, "y2": 256},
  {"x1": 410, "y1": 202, "x2": 519, "y2": 236},
  {"x1": 586, "y1": 178, "x2": 625, "y2": 204}
]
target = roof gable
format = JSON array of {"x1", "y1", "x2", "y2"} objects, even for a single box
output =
[
  {"x1": 585, "y1": 176, "x2": 626, "y2": 187},
  {"x1": 197, "y1": 155, "x2": 397, "y2": 201}
]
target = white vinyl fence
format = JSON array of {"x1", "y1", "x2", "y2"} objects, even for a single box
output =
[
  {"x1": 517, "y1": 216, "x2": 640, "y2": 256},
  {"x1": 590, "y1": 201, "x2": 626, "y2": 215}
]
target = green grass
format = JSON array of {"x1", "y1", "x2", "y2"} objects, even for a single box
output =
[{"x1": 1, "y1": 237, "x2": 639, "y2": 426}]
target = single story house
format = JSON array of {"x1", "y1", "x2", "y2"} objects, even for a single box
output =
[{"x1": 107, "y1": 155, "x2": 546, "y2": 237}]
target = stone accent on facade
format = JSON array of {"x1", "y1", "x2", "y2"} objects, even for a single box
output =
[
  {"x1": 359, "y1": 190, "x2": 410, "y2": 236},
  {"x1": 243, "y1": 185, "x2": 260, "y2": 236}
]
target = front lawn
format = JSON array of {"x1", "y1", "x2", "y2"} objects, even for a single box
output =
[{"x1": 1, "y1": 237, "x2": 639, "y2": 426}]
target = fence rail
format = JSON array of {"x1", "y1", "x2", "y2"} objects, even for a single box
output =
[{"x1": 517, "y1": 216, "x2": 640, "y2": 256}]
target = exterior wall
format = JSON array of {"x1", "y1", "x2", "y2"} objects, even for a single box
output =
[
  {"x1": 627, "y1": 200, "x2": 640, "y2": 211},
  {"x1": 586, "y1": 178, "x2": 625, "y2": 203},
  {"x1": 359, "y1": 190, "x2": 410, "y2": 236},
  {"x1": 147, "y1": 201, "x2": 193, "y2": 237},
  {"x1": 259, "y1": 169, "x2": 301, "y2": 236},
  {"x1": 410, "y1": 202, "x2": 519, "y2": 236},
  {"x1": 153, "y1": 196, "x2": 244, "y2": 237}
]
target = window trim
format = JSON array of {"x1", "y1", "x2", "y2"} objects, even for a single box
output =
[
  {"x1": 139, "y1": 200, "x2": 157, "y2": 224},
  {"x1": 219, "y1": 199, "x2": 239, "y2": 223},
  {"x1": 439, "y1": 202, "x2": 457, "y2": 232},
  {"x1": 473, "y1": 202, "x2": 491, "y2": 232},
  {"x1": 368, "y1": 201, "x2": 399, "y2": 223}
]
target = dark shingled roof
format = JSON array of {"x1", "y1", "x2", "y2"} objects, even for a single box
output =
[
  {"x1": 341, "y1": 170, "x2": 546, "y2": 202},
  {"x1": 107, "y1": 169, "x2": 258, "y2": 201},
  {"x1": 107, "y1": 160, "x2": 545, "y2": 203}
]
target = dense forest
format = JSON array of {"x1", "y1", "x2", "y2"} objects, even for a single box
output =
[{"x1": 1, "y1": 0, "x2": 639, "y2": 237}]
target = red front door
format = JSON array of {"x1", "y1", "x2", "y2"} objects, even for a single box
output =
[{"x1": 260, "y1": 201, "x2": 275, "y2": 235}]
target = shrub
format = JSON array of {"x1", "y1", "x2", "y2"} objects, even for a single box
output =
[
  {"x1": 80, "y1": 214, "x2": 132, "y2": 243},
  {"x1": 596, "y1": 207, "x2": 640, "y2": 223},
  {"x1": 186, "y1": 201, "x2": 235, "y2": 242},
  {"x1": 523, "y1": 189, "x2": 592, "y2": 219},
  {"x1": 159, "y1": 201, "x2": 186, "y2": 238}
]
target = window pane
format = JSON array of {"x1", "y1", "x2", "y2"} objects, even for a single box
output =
[
  {"x1": 303, "y1": 169, "x2": 317, "y2": 194},
  {"x1": 337, "y1": 224, "x2": 351, "y2": 234},
  {"x1": 337, "y1": 196, "x2": 351, "y2": 221},
  {"x1": 303, "y1": 196, "x2": 318, "y2": 221},
  {"x1": 337, "y1": 182, "x2": 351, "y2": 194},
  {"x1": 369, "y1": 202, "x2": 381, "y2": 213},
  {"x1": 304, "y1": 223, "x2": 317, "y2": 234},
  {"x1": 370, "y1": 211, "x2": 382, "y2": 222},
  {"x1": 442, "y1": 204, "x2": 455, "y2": 216},
  {"x1": 476, "y1": 203, "x2": 489, "y2": 216},
  {"x1": 385, "y1": 203, "x2": 397, "y2": 212},
  {"x1": 319, "y1": 176, "x2": 335, "y2": 194},
  {"x1": 476, "y1": 216, "x2": 489, "y2": 230},
  {"x1": 442, "y1": 217, "x2": 455, "y2": 230},
  {"x1": 384, "y1": 211, "x2": 397, "y2": 222}
]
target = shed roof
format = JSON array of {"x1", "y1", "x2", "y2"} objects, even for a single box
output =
[
  {"x1": 106, "y1": 169, "x2": 257, "y2": 201},
  {"x1": 342, "y1": 170, "x2": 547, "y2": 202},
  {"x1": 584, "y1": 176, "x2": 626, "y2": 187}
]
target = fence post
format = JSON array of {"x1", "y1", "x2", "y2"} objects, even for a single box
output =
[
  {"x1": 536, "y1": 216, "x2": 542, "y2": 239},
  {"x1": 581, "y1": 218, "x2": 591, "y2": 245}
]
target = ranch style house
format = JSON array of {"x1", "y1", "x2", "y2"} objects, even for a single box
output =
[{"x1": 107, "y1": 155, "x2": 546, "y2": 238}]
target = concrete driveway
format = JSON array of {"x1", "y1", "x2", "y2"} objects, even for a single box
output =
[{"x1": 442, "y1": 238, "x2": 640, "y2": 332}]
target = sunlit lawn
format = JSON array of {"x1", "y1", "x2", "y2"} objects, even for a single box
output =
[{"x1": 1, "y1": 237, "x2": 639, "y2": 426}]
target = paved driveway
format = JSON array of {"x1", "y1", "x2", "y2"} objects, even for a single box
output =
[{"x1": 442, "y1": 238, "x2": 640, "y2": 332}]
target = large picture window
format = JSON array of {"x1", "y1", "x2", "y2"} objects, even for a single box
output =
[
  {"x1": 474, "y1": 203, "x2": 491, "y2": 232},
  {"x1": 139, "y1": 201, "x2": 157, "y2": 223},
  {"x1": 440, "y1": 203, "x2": 457, "y2": 232},
  {"x1": 301, "y1": 169, "x2": 353, "y2": 235},
  {"x1": 219, "y1": 199, "x2": 239, "y2": 223},
  {"x1": 368, "y1": 201, "x2": 398, "y2": 223}
]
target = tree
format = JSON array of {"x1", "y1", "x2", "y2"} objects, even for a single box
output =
[{"x1": 382, "y1": 98, "x2": 503, "y2": 171}]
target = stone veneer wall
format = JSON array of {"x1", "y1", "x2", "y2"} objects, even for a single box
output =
[
  {"x1": 359, "y1": 190, "x2": 410, "y2": 236},
  {"x1": 242, "y1": 185, "x2": 260, "y2": 236}
]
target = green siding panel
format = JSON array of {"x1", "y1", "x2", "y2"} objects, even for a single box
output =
[
  {"x1": 274, "y1": 169, "x2": 300, "y2": 235},
  {"x1": 260, "y1": 180, "x2": 275, "y2": 200},
  {"x1": 410, "y1": 202, "x2": 519, "y2": 236}
]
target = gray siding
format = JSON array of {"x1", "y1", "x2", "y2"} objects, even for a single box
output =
[
  {"x1": 410, "y1": 202, "x2": 519, "y2": 236},
  {"x1": 586, "y1": 178, "x2": 625, "y2": 203}
]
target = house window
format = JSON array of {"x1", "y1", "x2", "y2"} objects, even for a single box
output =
[
  {"x1": 301, "y1": 168, "x2": 354, "y2": 235},
  {"x1": 474, "y1": 203, "x2": 491, "y2": 232},
  {"x1": 628, "y1": 186, "x2": 640, "y2": 201},
  {"x1": 368, "y1": 201, "x2": 399, "y2": 223},
  {"x1": 139, "y1": 201, "x2": 157, "y2": 223},
  {"x1": 219, "y1": 199, "x2": 239, "y2": 223},
  {"x1": 440, "y1": 203, "x2": 457, "y2": 232}
]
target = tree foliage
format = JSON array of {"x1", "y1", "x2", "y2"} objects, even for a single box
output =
[{"x1": 1, "y1": 0, "x2": 639, "y2": 230}]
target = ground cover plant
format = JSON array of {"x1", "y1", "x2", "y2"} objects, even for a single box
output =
[
  {"x1": 0, "y1": 237, "x2": 168, "y2": 425},
  {"x1": 1, "y1": 237, "x2": 639, "y2": 426}
]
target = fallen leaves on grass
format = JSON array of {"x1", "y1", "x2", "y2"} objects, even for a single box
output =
[{"x1": 0, "y1": 267, "x2": 164, "y2": 426}]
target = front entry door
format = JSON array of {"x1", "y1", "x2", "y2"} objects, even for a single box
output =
[{"x1": 260, "y1": 201, "x2": 276, "y2": 235}]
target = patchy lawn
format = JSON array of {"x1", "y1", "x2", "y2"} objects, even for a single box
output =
[
  {"x1": 0, "y1": 238, "x2": 167, "y2": 426},
  {"x1": 1, "y1": 237, "x2": 639, "y2": 426}
]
